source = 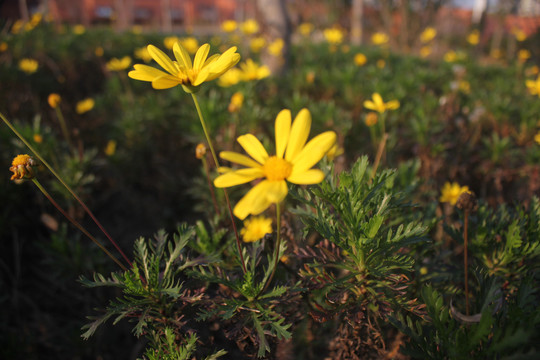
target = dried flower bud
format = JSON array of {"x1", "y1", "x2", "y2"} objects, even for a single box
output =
[
  {"x1": 457, "y1": 191, "x2": 478, "y2": 212},
  {"x1": 10, "y1": 154, "x2": 38, "y2": 180},
  {"x1": 195, "y1": 143, "x2": 206, "y2": 159}
]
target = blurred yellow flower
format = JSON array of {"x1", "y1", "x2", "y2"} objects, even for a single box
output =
[
  {"x1": 444, "y1": 50, "x2": 457, "y2": 62},
  {"x1": 365, "y1": 112, "x2": 378, "y2": 126},
  {"x1": 195, "y1": 143, "x2": 207, "y2": 159},
  {"x1": 467, "y1": 30, "x2": 479, "y2": 45},
  {"x1": 10, "y1": 154, "x2": 37, "y2": 181},
  {"x1": 241, "y1": 216, "x2": 272, "y2": 242},
  {"x1": 33, "y1": 134, "x2": 43, "y2": 143},
  {"x1": 371, "y1": 32, "x2": 389, "y2": 45},
  {"x1": 250, "y1": 37, "x2": 266, "y2": 53},
  {"x1": 11, "y1": 20, "x2": 24, "y2": 34},
  {"x1": 420, "y1": 46, "x2": 431, "y2": 58},
  {"x1": 217, "y1": 68, "x2": 242, "y2": 87},
  {"x1": 164, "y1": 36, "x2": 180, "y2": 50},
  {"x1": 526, "y1": 76, "x2": 540, "y2": 97},
  {"x1": 298, "y1": 22, "x2": 314, "y2": 36},
  {"x1": 518, "y1": 49, "x2": 531, "y2": 63},
  {"x1": 420, "y1": 27, "x2": 437, "y2": 43},
  {"x1": 239, "y1": 59, "x2": 270, "y2": 81},
  {"x1": 128, "y1": 43, "x2": 240, "y2": 92},
  {"x1": 376, "y1": 59, "x2": 386, "y2": 68},
  {"x1": 354, "y1": 53, "x2": 367, "y2": 66},
  {"x1": 364, "y1": 93, "x2": 399, "y2": 114},
  {"x1": 214, "y1": 108, "x2": 336, "y2": 219},
  {"x1": 459, "y1": 80, "x2": 470, "y2": 94},
  {"x1": 268, "y1": 38, "x2": 284, "y2": 56},
  {"x1": 228, "y1": 91, "x2": 244, "y2": 113},
  {"x1": 490, "y1": 48, "x2": 502, "y2": 59},
  {"x1": 306, "y1": 70, "x2": 315, "y2": 84},
  {"x1": 104, "y1": 140, "x2": 117, "y2": 156},
  {"x1": 18, "y1": 58, "x2": 38, "y2": 74},
  {"x1": 241, "y1": 19, "x2": 260, "y2": 35},
  {"x1": 439, "y1": 182, "x2": 470, "y2": 205},
  {"x1": 95, "y1": 47, "x2": 104, "y2": 57},
  {"x1": 512, "y1": 28, "x2": 527, "y2": 42},
  {"x1": 221, "y1": 20, "x2": 237, "y2": 33},
  {"x1": 534, "y1": 132, "x2": 540, "y2": 145},
  {"x1": 106, "y1": 56, "x2": 132, "y2": 71},
  {"x1": 324, "y1": 27, "x2": 344, "y2": 45},
  {"x1": 76, "y1": 98, "x2": 95, "y2": 114},
  {"x1": 180, "y1": 37, "x2": 199, "y2": 54},
  {"x1": 134, "y1": 47, "x2": 152, "y2": 63},
  {"x1": 48, "y1": 93, "x2": 61, "y2": 108},
  {"x1": 73, "y1": 24, "x2": 86, "y2": 35},
  {"x1": 0, "y1": 42, "x2": 7, "y2": 52},
  {"x1": 420, "y1": 266, "x2": 428, "y2": 275}
]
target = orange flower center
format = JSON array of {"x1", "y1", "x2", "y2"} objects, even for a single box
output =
[
  {"x1": 262, "y1": 156, "x2": 292, "y2": 181},
  {"x1": 12, "y1": 154, "x2": 32, "y2": 166}
]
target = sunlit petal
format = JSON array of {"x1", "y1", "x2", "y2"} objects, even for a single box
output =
[
  {"x1": 373, "y1": 93, "x2": 383, "y2": 106},
  {"x1": 237, "y1": 134, "x2": 269, "y2": 164},
  {"x1": 147, "y1": 45, "x2": 178, "y2": 75},
  {"x1": 386, "y1": 100, "x2": 400, "y2": 110},
  {"x1": 285, "y1": 108, "x2": 311, "y2": 161},
  {"x1": 264, "y1": 180, "x2": 288, "y2": 203},
  {"x1": 291, "y1": 131, "x2": 336, "y2": 174},
  {"x1": 128, "y1": 64, "x2": 169, "y2": 81},
  {"x1": 152, "y1": 75, "x2": 182, "y2": 89},
  {"x1": 220, "y1": 151, "x2": 262, "y2": 168},
  {"x1": 275, "y1": 109, "x2": 291, "y2": 158},
  {"x1": 287, "y1": 169, "x2": 325, "y2": 184},
  {"x1": 234, "y1": 181, "x2": 272, "y2": 220},
  {"x1": 172, "y1": 42, "x2": 193, "y2": 69},
  {"x1": 213, "y1": 168, "x2": 263, "y2": 187},
  {"x1": 363, "y1": 100, "x2": 376, "y2": 110},
  {"x1": 193, "y1": 43, "x2": 210, "y2": 71}
]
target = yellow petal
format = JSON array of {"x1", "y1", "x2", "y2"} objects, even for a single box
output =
[
  {"x1": 264, "y1": 180, "x2": 288, "y2": 203},
  {"x1": 237, "y1": 134, "x2": 269, "y2": 164},
  {"x1": 291, "y1": 131, "x2": 336, "y2": 174},
  {"x1": 147, "y1": 45, "x2": 178, "y2": 75},
  {"x1": 204, "y1": 54, "x2": 220, "y2": 67},
  {"x1": 220, "y1": 151, "x2": 262, "y2": 168},
  {"x1": 151, "y1": 75, "x2": 181, "y2": 89},
  {"x1": 285, "y1": 108, "x2": 311, "y2": 161},
  {"x1": 526, "y1": 80, "x2": 535, "y2": 88},
  {"x1": 363, "y1": 100, "x2": 377, "y2": 110},
  {"x1": 207, "y1": 47, "x2": 241, "y2": 78},
  {"x1": 172, "y1": 42, "x2": 193, "y2": 69},
  {"x1": 233, "y1": 181, "x2": 272, "y2": 219},
  {"x1": 275, "y1": 109, "x2": 291, "y2": 159},
  {"x1": 193, "y1": 43, "x2": 210, "y2": 71},
  {"x1": 213, "y1": 168, "x2": 263, "y2": 188},
  {"x1": 373, "y1": 93, "x2": 383, "y2": 106},
  {"x1": 386, "y1": 100, "x2": 400, "y2": 110},
  {"x1": 128, "y1": 64, "x2": 169, "y2": 81},
  {"x1": 287, "y1": 169, "x2": 325, "y2": 184}
]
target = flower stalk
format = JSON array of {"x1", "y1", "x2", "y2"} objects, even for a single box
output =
[{"x1": 261, "y1": 203, "x2": 281, "y2": 294}]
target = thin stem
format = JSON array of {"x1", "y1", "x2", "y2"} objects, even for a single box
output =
[
  {"x1": 201, "y1": 156, "x2": 221, "y2": 216},
  {"x1": 54, "y1": 107, "x2": 74, "y2": 152},
  {"x1": 370, "y1": 132, "x2": 389, "y2": 181},
  {"x1": 190, "y1": 93, "x2": 246, "y2": 273},
  {"x1": 32, "y1": 178, "x2": 127, "y2": 271},
  {"x1": 261, "y1": 203, "x2": 281, "y2": 294},
  {"x1": 464, "y1": 209, "x2": 470, "y2": 316},
  {"x1": 1, "y1": 112, "x2": 132, "y2": 268}
]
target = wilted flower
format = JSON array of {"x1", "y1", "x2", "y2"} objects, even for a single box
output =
[
  {"x1": 241, "y1": 216, "x2": 272, "y2": 243},
  {"x1": 221, "y1": 20, "x2": 237, "y2": 33},
  {"x1": 439, "y1": 182, "x2": 470, "y2": 206},
  {"x1": 76, "y1": 98, "x2": 95, "y2": 114},
  {"x1": 10, "y1": 154, "x2": 38, "y2": 180},
  {"x1": 239, "y1": 59, "x2": 270, "y2": 81},
  {"x1": 298, "y1": 22, "x2": 314, "y2": 36},
  {"x1": 365, "y1": 112, "x2": 378, "y2": 127},
  {"x1": 241, "y1": 19, "x2": 260, "y2": 35},
  {"x1": 525, "y1": 65, "x2": 539, "y2": 77},
  {"x1": 324, "y1": 27, "x2": 344, "y2": 45},
  {"x1": 466, "y1": 30, "x2": 479, "y2": 45},
  {"x1": 364, "y1": 93, "x2": 399, "y2": 114},
  {"x1": 490, "y1": 48, "x2": 502, "y2": 59},
  {"x1": 420, "y1": 27, "x2": 437, "y2": 43},
  {"x1": 354, "y1": 53, "x2": 367, "y2": 66},
  {"x1": 214, "y1": 108, "x2": 336, "y2": 219},
  {"x1": 371, "y1": 32, "x2": 389, "y2": 45},
  {"x1": 48, "y1": 93, "x2": 61, "y2": 108},
  {"x1": 526, "y1": 75, "x2": 540, "y2": 97},
  {"x1": 18, "y1": 58, "x2": 38, "y2": 74},
  {"x1": 106, "y1": 56, "x2": 132, "y2": 71},
  {"x1": 228, "y1": 92, "x2": 244, "y2": 113},
  {"x1": 249, "y1": 37, "x2": 266, "y2": 53}
]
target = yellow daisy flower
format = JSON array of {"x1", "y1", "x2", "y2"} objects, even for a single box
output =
[
  {"x1": 298, "y1": 22, "x2": 314, "y2": 36},
  {"x1": 128, "y1": 43, "x2": 240, "y2": 92},
  {"x1": 228, "y1": 91, "x2": 244, "y2": 113},
  {"x1": 526, "y1": 76, "x2": 540, "y2": 97},
  {"x1": 324, "y1": 27, "x2": 344, "y2": 45},
  {"x1": 467, "y1": 30, "x2": 480, "y2": 45},
  {"x1": 76, "y1": 98, "x2": 95, "y2": 114},
  {"x1": 214, "y1": 108, "x2": 336, "y2": 219},
  {"x1": 239, "y1": 59, "x2": 270, "y2": 81},
  {"x1": 106, "y1": 56, "x2": 132, "y2": 71},
  {"x1": 440, "y1": 182, "x2": 470, "y2": 206},
  {"x1": 217, "y1": 68, "x2": 242, "y2": 87},
  {"x1": 420, "y1": 27, "x2": 437, "y2": 43},
  {"x1": 363, "y1": 93, "x2": 399, "y2": 114},
  {"x1": 18, "y1": 58, "x2": 39, "y2": 74},
  {"x1": 371, "y1": 32, "x2": 389, "y2": 45},
  {"x1": 221, "y1": 20, "x2": 237, "y2": 33},
  {"x1": 354, "y1": 53, "x2": 367, "y2": 66},
  {"x1": 241, "y1": 19, "x2": 260, "y2": 35},
  {"x1": 241, "y1": 216, "x2": 272, "y2": 243}
]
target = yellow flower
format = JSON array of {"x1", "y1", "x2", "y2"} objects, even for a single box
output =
[
  {"x1": 268, "y1": 38, "x2": 284, "y2": 56},
  {"x1": 73, "y1": 24, "x2": 86, "y2": 35},
  {"x1": 33, "y1": 134, "x2": 43, "y2": 143},
  {"x1": 444, "y1": 50, "x2": 457, "y2": 63},
  {"x1": 371, "y1": 32, "x2": 389, "y2": 45},
  {"x1": 164, "y1": 36, "x2": 180, "y2": 50},
  {"x1": 10, "y1": 154, "x2": 37, "y2": 180},
  {"x1": 218, "y1": 68, "x2": 242, "y2": 87},
  {"x1": 365, "y1": 112, "x2": 378, "y2": 127},
  {"x1": 306, "y1": 71, "x2": 315, "y2": 84},
  {"x1": 459, "y1": 80, "x2": 470, "y2": 94},
  {"x1": 18, "y1": 58, "x2": 38, "y2": 74},
  {"x1": 195, "y1": 143, "x2": 207, "y2": 159},
  {"x1": 240, "y1": 59, "x2": 270, "y2": 81},
  {"x1": 76, "y1": 98, "x2": 95, "y2": 114},
  {"x1": 420, "y1": 46, "x2": 431, "y2": 58},
  {"x1": 439, "y1": 182, "x2": 470, "y2": 206},
  {"x1": 354, "y1": 53, "x2": 367, "y2": 66},
  {"x1": 106, "y1": 56, "x2": 132, "y2": 71},
  {"x1": 128, "y1": 43, "x2": 241, "y2": 92},
  {"x1": 518, "y1": 49, "x2": 531, "y2": 63},
  {"x1": 324, "y1": 27, "x2": 344, "y2": 45},
  {"x1": 363, "y1": 93, "x2": 399, "y2": 114},
  {"x1": 11, "y1": 20, "x2": 24, "y2": 34},
  {"x1": 214, "y1": 108, "x2": 337, "y2": 219},
  {"x1": 250, "y1": 37, "x2": 266, "y2": 53},
  {"x1": 420, "y1": 27, "x2": 436, "y2": 43},
  {"x1": 180, "y1": 37, "x2": 199, "y2": 54},
  {"x1": 467, "y1": 30, "x2": 479, "y2": 45},
  {"x1": 95, "y1": 47, "x2": 104, "y2": 57},
  {"x1": 526, "y1": 76, "x2": 540, "y2": 97},
  {"x1": 420, "y1": 266, "x2": 428, "y2": 275},
  {"x1": 241, "y1": 19, "x2": 260, "y2": 35},
  {"x1": 512, "y1": 28, "x2": 527, "y2": 42},
  {"x1": 490, "y1": 48, "x2": 502, "y2": 59},
  {"x1": 534, "y1": 132, "x2": 540, "y2": 145},
  {"x1": 298, "y1": 22, "x2": 314, "y2": 36},
  {"x1": 376, "y1": 59, "x2": 386, "y2": 69},
  {"x1": 134, "y1": 47, "x2": 152, "y2": 63},
  {"x1": 241, "y1": 216, "x2": 272, "y2": 242},
  {"x1": 228, "y1": 91, "x2": 244, "y2": 113},
  {"x1": 48, "y1": 93, "x2": 61, "y2": 108},
  {"x1": 221, "y1": 20, "x2": 237, "y2": 33},
  {"x1": 104, "y1": 140, "x2": 117, "y2": 156},
  {"x1": 0, "y1": 42, "x2": 7, "y2": 52}
]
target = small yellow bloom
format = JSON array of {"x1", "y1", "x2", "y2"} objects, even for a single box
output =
[
  {"x1": 371, "y1": 32, "x2": 389, "y2": 45},
  {"x1": 298, "y1": 22, "x2": 314, "y2": 36},
  {"x1": 439, "y1": 182, "x2": 470, "y2": 206},
  {"x1": 11, "y1": 20, "x2": 24, "y2": 34},
  {"x1": 0, "y1": 42, "x2": 7, "y2": 52},
  {"x1": 268, "y1": 38, "x2": 284, "y2": 57},
  {"x1": 324, "y1": 27, "x2": 344, "y2": 45},
  {"x1": 420, "y1": 266, "x2": 428, "y2": 275},
  {"x1": 221, "y1": 20, "x2": 237, "y2": 33},
  {"x1": 534, "y1": 132, "x2": 540, "y2": 145},
  {"x1": 95, "y1": 47, "x2": 104, "y2": 57},
  {"x1": 363, "y1": 93, "x2": 399, "y2": 114},
  {"x1": 241, "y1": 19, "x2": 260, "y2": 35},
  {"x1": 459, "y1": 80, "x2": 470, "y2": 94},
  {"x1": 241, "y1": 216, "x2": 272, "y2": 243},
  {"x1": 376, "y1": 59, "x2": 386, "y2": 69},
  {"x1": 10, "y1": 154, "x2": 37, "y2": 180},
  {"x1": 420, "y1": 46, "x2": 431, "y2": 58},
  {"x1": 195, "y1": 143, "x2": 207, "y2": 159},
  {"x1": 214, "y1": 108, "x2": 337, "y2": 219},
  {"x1": 30, "y1": 13, "x2": 43, "y2": 27},
  {"x1": 420, "y1": 27, "x2": 437, "y2": 43},
  {"x1": 33, "y1": 134, "x2": 43, "y2": 143},
  {"x1": 240, "y1": 59, "x2": 270, "y2": 81},
  {"x1": 76, "y1": 98, "x2": 95, "y2": 114},
  {"x1": 180, "y1": 37, "x2": 199, "y2": 54},
  {"x1": 365, "y1": 112, "x2": 378, "y2": 127},
  {"x1": 249, "y1": 37, "x2": 266, "y2": 53},
  {"x1": 228, "y1": 91, "x2": 244, "y2": 113},
  {"x1": 128, "y1": 43, "x2": 241, "y2": 92},
  {"x1": 18, "y1": 58, "x2": 38, "y2": 74},
  {"x1": 163, "y1": 36, "x2": 180, "y2": 50},
  {"x1": 354, "y1": 53, "x2": 367, "y2": 66},
  {"x1": 306, "y1": 71, "x2": 315, "y2": 84},
  {"x1": 518, "y1": 49, "x2": 531, "y2": 63},
  {"x1": 106, "y1": 56, "x2": 132, "y2": 71},
  {"x1": 48, "y1": 93, "x2": 61, "y2": 108},
  {"x1": 490, "y1": 48, "x2": 502, "y2": 59},
  {"x1": 73, "y1": 24, "x2": 86, "y2": 35},
  {"x1": 512, "y1": 28, "x2": 527, "y2": 42},
  {"x1": 526, "y1": 76, "x2": 540, "y2": 97},
  {"x1": 104, "y1": 140, "x2": 117, "y2": 156},
  {"x1": 467, "y1": 30, "x2": 479, "y2": 45},
  {"x1": 134, "y1": 47, "x2": 152, "y2": 63},
  {"x1": 217, "y1": 68, "x2": 242, "y2": 87},
  {"x1": 444, "y1": 50, "x2": 457, "y2": 63}
]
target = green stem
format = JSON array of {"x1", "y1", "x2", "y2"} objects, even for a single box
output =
[
  {"x1": 1, "y1": 111, "x2": 132, "y2": 268},
  {"x1": 201, "y1": 156, "x2": 221, "y2": 217},
  {"x1": 32, "y1": 178, "x2": 127, "y2": 271},
  {"x1": 261, "y1": 203, "x2": 281, "y2": 294},
  {"x1": 190, "y1": 93, "x2": 247, "y2": 274}
]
